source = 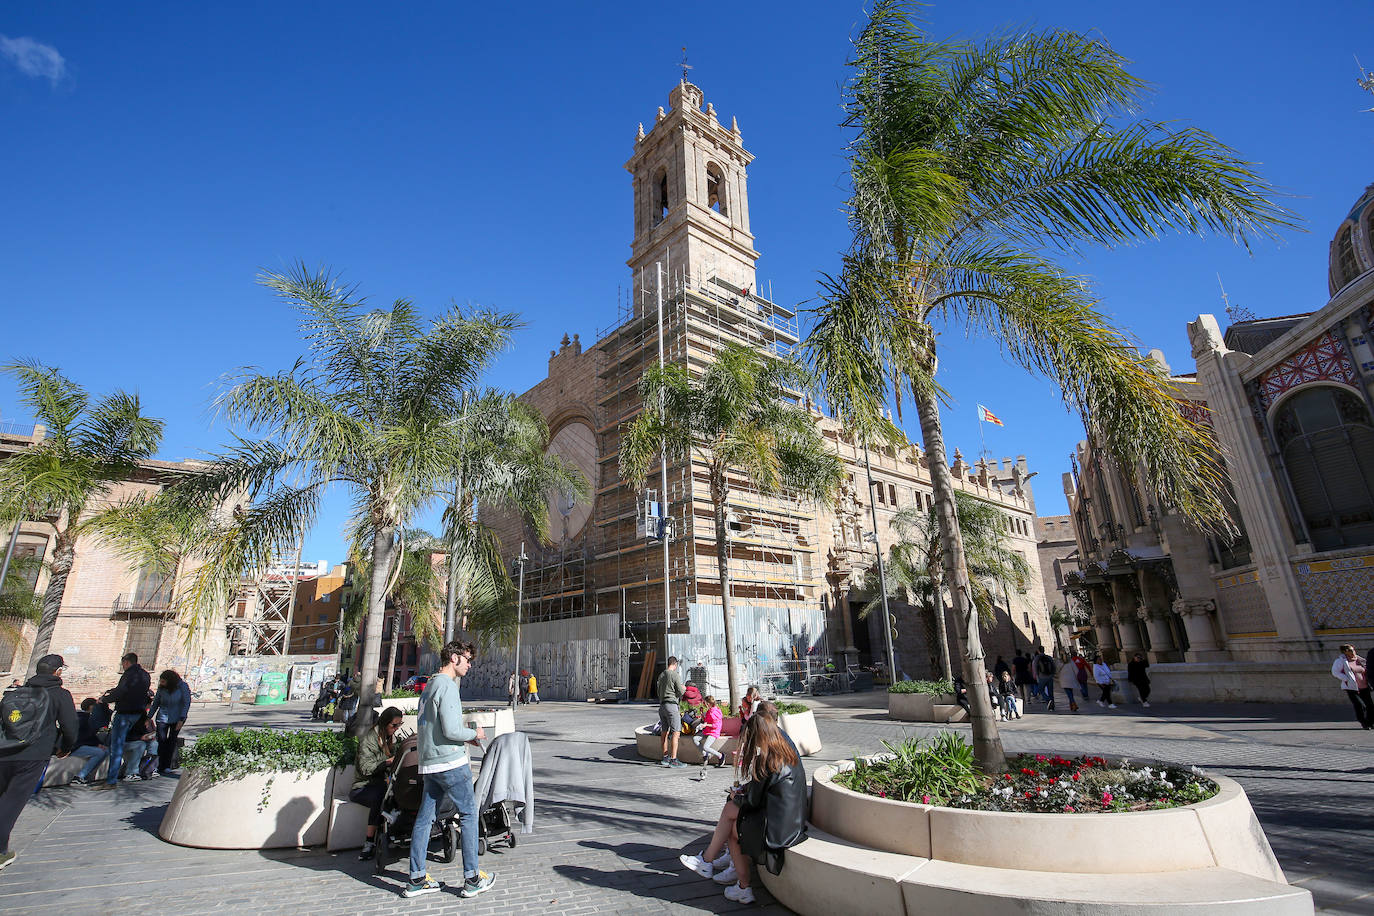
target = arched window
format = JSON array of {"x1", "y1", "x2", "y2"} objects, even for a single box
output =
[
  {"x1": 654, "y1": 167, "x2": 670, "y2": 224},
  {"x1": 705, "y1": 162, "x2": 727, "y2": 215},
  {"x1": 1335, "y1": 226, "x2": 1358, "y2": 290},
  {"x1": 1274, "y1": 385, "x2": 1374, "y2": 550}
]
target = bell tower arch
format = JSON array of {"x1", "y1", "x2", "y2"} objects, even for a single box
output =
[{"x1": 626, "y1": 81, "x2": 759, "y2": 296}]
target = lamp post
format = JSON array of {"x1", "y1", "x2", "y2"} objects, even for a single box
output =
[
  {"x1": 510, "y1": 542, "x2": 527, "y2": 711},
  {"x1": 861, "y1": 442, "x2": 897, "y2": 683}
]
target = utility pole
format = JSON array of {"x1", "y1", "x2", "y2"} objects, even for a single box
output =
[
  {"x1": 655, "y1": 263, "x2": 672, "y2": 650},
  {"x1": 862, "y1": 441, "x2": 897, "y2": 682},
  {"x1": 510, "y1": 543, "x2": 527, "y2": 711},
  {"x1": 0, "y1": 520, "x2": 21, "y2": 597},
  {"x1": 445, "y1": 394, "x2": 470, "y2": 643}
]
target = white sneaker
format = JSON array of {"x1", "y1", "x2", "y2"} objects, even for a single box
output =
[
  {"x1": 713, "y1": 864, "x2": 738, "y2": 885},
  {"x1": 723, "y1": 883, "x2": 755, "y2": 904},
  {"x1": 711, "y1": 851, "x2": 731, "y2": 870},
  {"x1": 1096, "y1": 700, "x2": 1105, "y2": 707},
  {"x1": 679, "y1": 853, "x2": 713, "y2": 878},
  {"x1": 1142, "y1": 701, "x2": 1151, "y2": 708},
  {"x1": 1108, "y1": 703, "x2": 1118, "y2": 709}
]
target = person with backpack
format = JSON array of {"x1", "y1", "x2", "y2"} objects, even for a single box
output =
[
  {"x1": 95, "y1": 652, "x2": 151, "y2": 789},
  {"x1": 1033, "y1": 647, "x2": 1057, "y2": 710},
  {"x1": 0, "y1": 654, "x2": 77, "y2": 871}
]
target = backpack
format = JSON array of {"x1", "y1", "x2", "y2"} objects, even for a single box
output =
[
  {"x1": 0, "y1": 685, "x2": 54, "y2": 752},
  {"x1": 1035, "y1": 655, "x2": 1054, "y2": 677}
]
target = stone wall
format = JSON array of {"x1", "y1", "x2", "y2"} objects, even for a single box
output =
[
  {"x1": 464, "y1": 613, "x2": 628, "y2": 702},
  {"x1": 1144, "y1": 661, "x2": 1347, "y2": 705}
]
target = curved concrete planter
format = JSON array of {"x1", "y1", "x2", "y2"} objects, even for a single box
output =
[
  {"x1": 159, "y1": 766, "x2": 337, "y2": 849},
  {"x1": 374, "y1": 696, "x2": 421, "y2": 714},
  {"x1": 762, "y1": 759, "x2": 1311, "y2": 915},
  {"x1": 888, "y1": 692, "x2": 964, "y2": 723}
]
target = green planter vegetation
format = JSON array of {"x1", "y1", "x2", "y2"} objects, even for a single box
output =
[
  {"x1": 183, "y1": 728, "x2": 356, "y2": 784},
  {"x1": 888, "y1": 679, "x2": 954, "y2": 696}
]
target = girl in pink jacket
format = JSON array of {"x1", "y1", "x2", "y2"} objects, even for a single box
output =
[{"x1": 693, "y1": 696, "x2": 727, "y2": 772}]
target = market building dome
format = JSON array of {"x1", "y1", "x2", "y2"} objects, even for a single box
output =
[{"x1": 1329, "y1": 181, "x2": 1374, "y2": 295}]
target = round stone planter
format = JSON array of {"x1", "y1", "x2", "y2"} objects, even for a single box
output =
[
  {"x1": 809, "y1": 760, "x2": 1285, "y2": 879},
  {"x1": 888, "y1": 692, "x2": 959, "y2": 722},
  {"x1": 374, "y1": 695, "x2": 421, "y2": 714},
  {"x1": 159, "y1": 766, "x2": 339, "y2": 849}
]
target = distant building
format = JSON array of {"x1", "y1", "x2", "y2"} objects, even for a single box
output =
[
  {"x1": 0, "y1": 425, "x2": 229, "y2": 693},
  {"x1": 1034, "y1": 514, "x2": 1081, "y2": 650},
  {"x1": 480, "y1": 79, "x2": 1051, "y2": 698},
  {"x1": 1059, "y1": 181, "x2": 1374, "y2": 702}
]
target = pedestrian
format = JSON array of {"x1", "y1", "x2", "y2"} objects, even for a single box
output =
[
  {"x1": 1033, "y1": 647, "x2": 1057, "y2": 710},
  {"x1": 656, "y1": 657, "x2": 687, "y2": 768},
  {"x1": 693, "y1": 696, "x2": 727, "y2": 776},
  {"x1": 738, "y1": 686, "x2": 761, "y2": 727},
  {"x1": 951, "y1": 675, "x2": 970, "y2": 716},
  {"x1": 1057, "y1": 653, "x2": 1080, "y2": 712},
  {"x1": 997, "y1": 671, "x2": 1022, "y2": 719},
  {"x1": 1127, "y1": 653, "x2": 1152, "y2": 708},
  {"x1": 993, "y1": 655, "x2": 1010, "y2": 679},
  {"x1": 402, "y1": 640, "x2": 494, "y2": 899},
  {"x1": 149, "y1": 669, "x2": 191, "y2": 776},
  {"x1": 0, "y1": 654, "x2": 78, "y2": 871},
  {"x1": 122, "y1": 713, "x2": 158, "y2": 780},
  {"x1": 506, "y1": 672, "x2": 517, "y2": 706},
  {"x1": 1011, "y1": 649, "x2": 1032, "y2": 703},
  {"x1": 1330, "y1": 645, "x2": 1372, "y2": 730},
  {"x1": 354, "y1": 706, "x2": 403, "y2": 860},
  {"x1": 95, "y1": 652, "x2": 150, "y2": 789},
  {"x1": 678, "y1": 706, "x2": 807, "y2": 905},
  {"x1": 982, "y1": 670, "x2": 1005, "y2": 720},
  {"x1": 1073, "y1": 652, "x2": 1091, "y2": 699},
  {"x1": 526, "y1": 671, "x2": 539, "y2": 704},
  {"x1": 518, "y1": 670, "x2": 530, "y2": 705},
  {"x1": 1091, "y1": 654, "x2": 1117, "y2": 708},
  {"x1": 69, "y1": 698, "x2": 110, "y2": 784}
]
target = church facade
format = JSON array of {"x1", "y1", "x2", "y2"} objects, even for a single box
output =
[{"x1": 484, "y1": 81, "x2": 1051, "y2": 699}]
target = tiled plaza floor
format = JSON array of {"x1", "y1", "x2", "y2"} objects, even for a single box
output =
[{"x1": 2, "y1": 692, "x2": 1371, "y2": 914}]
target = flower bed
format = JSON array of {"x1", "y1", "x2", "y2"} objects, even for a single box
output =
[{"x1": 835, "y1": 735, "x2": 1217, "y2": 814}]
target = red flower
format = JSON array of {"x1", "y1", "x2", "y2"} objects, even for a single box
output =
[
  {"x1": 1020, "y1": 768, "x2": 1038, "y2": 776},
  {"x1": 1036, "y1": 754, "x2": 1047, "y2": 762},
  {"x1": 1072, "y1": 772, "x2": 1081, "y2": 782},
  {"x1": 1003, "y1": 774, "x2": 1014, "y2": 781},
  {"x1": 1101, "y1": 793, "x2": 1114, "y2": 806},
  {"x1": 1063, "y1": 805, "x2": 1075, "y2": 812},
  {"x1": 1024, "y1": 791, "x2": 1034, "y2": 799},
  {"x1": 922, "y1": 795, "x2": 931, "y2": 805},
  {"x1": 1048, "y1": 778, "x2": 1057, "y2": 784},
  {"x1": 878, "y1": 791, "x2": 887, "y2": 798}
]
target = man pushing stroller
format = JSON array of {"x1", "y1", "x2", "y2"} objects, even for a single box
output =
[{"x1": 402, "y1": 640, "x2": 494, "y2": 900}]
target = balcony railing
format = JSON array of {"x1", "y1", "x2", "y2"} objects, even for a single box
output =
[{"x1": 112, "y1": 594, "x2": 175, "y2": 616}]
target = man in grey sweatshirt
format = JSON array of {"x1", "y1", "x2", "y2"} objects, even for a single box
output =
[{"x1": 403, "y1": 641, "x2": 494, "y2": 900}]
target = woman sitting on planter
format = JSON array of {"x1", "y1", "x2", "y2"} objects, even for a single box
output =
[
  {"x1": 738, "y1": 686, "x2": 761, "y2": 725},
  {"x1": 354, "y1": 706, "x2": 404, "y2": 860},
  {"x1": 678, "y1": 704, "x2": 808, "y2": 905}
]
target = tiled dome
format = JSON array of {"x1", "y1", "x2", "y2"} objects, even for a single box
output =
[{"x1": 1329, "y1": 182, "x2": 1374, "y2": 295}]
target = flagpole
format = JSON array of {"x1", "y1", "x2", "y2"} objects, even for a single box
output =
[{"x1": 977, "y1": 407, "x2": 989, "y2": 462}]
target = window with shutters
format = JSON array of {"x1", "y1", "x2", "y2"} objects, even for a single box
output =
[{"x1": 1274, "y1": 385, "x2": 1374, "y2": 550}]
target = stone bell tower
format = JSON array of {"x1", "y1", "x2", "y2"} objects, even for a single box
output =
[{"x1": 625, "y1": 80, "x2": 759, "y2": 300}]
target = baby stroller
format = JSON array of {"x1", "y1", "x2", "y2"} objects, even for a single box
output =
[
  {"x1": 474, "y1": 731, "x2": 533, "y2": 854},
  {"x1": 373, "y1": 734, "x2": 465, "y2": 874}
]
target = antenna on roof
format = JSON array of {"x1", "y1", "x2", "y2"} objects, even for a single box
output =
[
  {"x1": 1219, "y1": 274, "x2": 1255, "y2": 324},
  {"x1": 1359, "y1": 57, "x2": 1374, "y2": 111},
  {"x1": 680, "y1": 46, "x2": 693, "y2": 83}
]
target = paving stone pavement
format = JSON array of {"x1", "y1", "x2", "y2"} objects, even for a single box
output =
[{"x1": 2, "y1": 692, "x2": 1371, "y2": 915}]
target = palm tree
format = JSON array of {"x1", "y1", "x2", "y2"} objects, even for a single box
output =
[
  {"x1": 0, "y1": 363, "x2": 164, "y2": 670},
  {"x1": 619, "y1": 343, "x2": 844, "y2": 709},
  {"x1": 165, "y1": 265, "x2": 573, "y2": 735},
  {"x1": 806, "y1": 2, "x2": 1293, "y2": 770},
  {"x1": 347, "y1": 529, "x2": 445, "y2": 693},
  {"x1": 0, "y1": 550, "x2": 44, "y2": 655},
  {"x1": 863, "y1": 490, "x2": 1030, "y2": 681}
]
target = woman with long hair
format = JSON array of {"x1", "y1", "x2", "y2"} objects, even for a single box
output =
[
  {"x1": 679, "y1": 702, "x2": 808, "y2": 904},
  {"x1": 354, "y1": 706, "x2": 405, "y2": 860},
  {"x1": 148, "y1": 669, "x2": 192, "y2": 775}
]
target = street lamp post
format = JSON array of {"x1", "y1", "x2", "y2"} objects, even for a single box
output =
[
  {"x1": 862, "y1": 441, "x2": 897, "y2": 683},
  {"x1": 510, "y1": 542, "x2": 527, "y2": 711}
]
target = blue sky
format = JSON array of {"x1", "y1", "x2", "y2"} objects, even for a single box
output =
[{"x1": 2, "y1": 2, "x2": 1372, "y2": 565}]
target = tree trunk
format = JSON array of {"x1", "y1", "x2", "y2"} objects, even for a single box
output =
[
  {"x1": 384, "y1": 609, "x2": 400, "y2": 693},
  {"x1": 929, "y1": 569, "x2": 953, "y2": 683},
  {"x1": 28, "y1": 534, "x2": 74, "y2": 674},
  {"x1": 350, "y1": 524, "x2": 394, "y2": 737},
  {"x1": 914, "y1": 387, "x2": 1007, "y2": 773},
  {"x1": 712, "y1": 474, "x2": 741, "y2": 712}
]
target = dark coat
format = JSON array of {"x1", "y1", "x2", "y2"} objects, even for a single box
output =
[
  {"x1": 104, "y1": 664, "x2": 151, "y2": 714},
  {"x1": 737, "y1": 755, "x2": 809, "y2": 876},
  {"x1": 1127, "y1": 658, "x2": 1150, "y2": 686},
  {"x1": 1, "y1": 673, "x2": 78, "y2": 762}
]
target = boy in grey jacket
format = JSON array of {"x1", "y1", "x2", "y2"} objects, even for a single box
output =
[{"x1": 403, "y1": 641, "x2": 494, "y2": 900}]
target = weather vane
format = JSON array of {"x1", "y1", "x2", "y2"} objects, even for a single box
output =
[
  {"x1": 1358, "y1": 56, "x2": 1374, "y2": 112},
  {"x1": 680, "y1": 46, "x2": 693, "y2": 83}
]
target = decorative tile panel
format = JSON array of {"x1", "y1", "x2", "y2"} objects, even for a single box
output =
[
  {"x1": 1257, "y1": 332, "x2": 1358, "y2": 410},
  {"x1": 1177, "y1": 398, "x2": 1212, "y2": 427},
  {"x1": 1213, "y1": 570, "x2": 1275, "y2": 635},
  {"x1": 1293, "y1": 555, "x2": 1374, "y2": 631}
]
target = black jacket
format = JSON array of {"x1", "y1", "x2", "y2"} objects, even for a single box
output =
[
  {"x1": 105, "y1": 664, "x2": 151, "y2": 714},
  {"x1": 75, "y1": 710, "x2": 101, "y2": 749},
  {"x1": 1127, "y1": 658, "x2": 1150, "y2": 685},
  {"x1": 1, "y1": 673, "x2": 78, "y2": 762},
  {"x1": 737, "y1": 755, "x2": 809, "y2": 876}
]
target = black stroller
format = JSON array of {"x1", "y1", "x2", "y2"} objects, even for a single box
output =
[{"x1": 373, "y1": 734, "x2": 465, "y2": 874}]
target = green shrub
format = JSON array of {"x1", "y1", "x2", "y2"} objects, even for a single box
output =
[
  {"x1": 775, "y1": 701, "x2": 809, "y2": 715},
  {"x1": 888, "y1": 679, "x2": 954, "y2": 696},
  {"x1": 382, "y1": 688, "x2": 420, "y2": 699},
  {"x1": 836, "y1": 732, "x2": 980, "y2": 804},
  {"x1": 183, "y1": 728, "x2": 357, "y2": 784}
]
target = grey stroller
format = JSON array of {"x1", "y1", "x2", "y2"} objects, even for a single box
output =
[{"x1": 473, "y1": 731, "x2": 533, "y2": 854}]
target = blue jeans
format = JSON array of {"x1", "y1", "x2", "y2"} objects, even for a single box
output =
[
  {"x1": 409, "y1": 764, "x2": 479, "y2": 882},
  {"x1": 71, "y1": 745, "x2": 107, "y2": 780},
  {"x1": 105, "y1": 713, "x2": 140, "y2": 784}
]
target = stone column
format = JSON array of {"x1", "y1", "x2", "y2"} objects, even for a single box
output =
[
  {"x1": 1136, "y1": 569, "x2": 1178, "y2": 662},
  {"x1": 1175, "y1": 598, "x2": 1228, "y2": 661},
  {"x1": 1089, "y1": 586, "x2": 1118, "y2": 661},
  {"x1": 1109, "y1": 577, "x2": 1143, "y2": 655}
]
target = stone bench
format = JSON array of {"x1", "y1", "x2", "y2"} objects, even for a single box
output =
[{"x1": 760, "y1": 826, "x2": 1313, "y2": 915}]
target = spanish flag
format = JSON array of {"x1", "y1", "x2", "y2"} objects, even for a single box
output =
[{"x1": 978, "y1": 405, "x2": 1004, "y2": 427}]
